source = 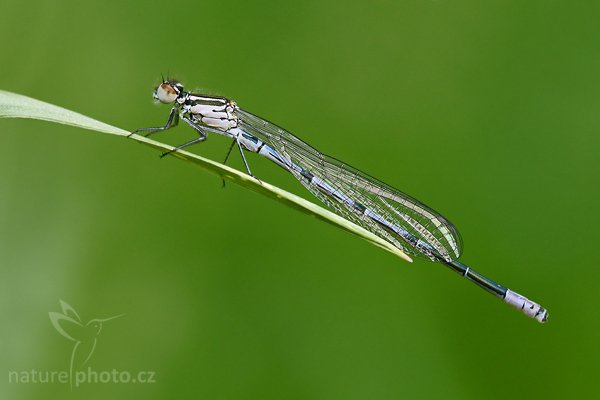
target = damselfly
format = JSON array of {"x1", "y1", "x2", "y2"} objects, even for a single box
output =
[{"x1": 132, "y1": 79, "x2": 548, "y2": 323}]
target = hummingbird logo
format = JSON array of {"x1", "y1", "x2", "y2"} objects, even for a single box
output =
[{"x1": 49, "y1": 300, "x2": 123, "y2": 388}]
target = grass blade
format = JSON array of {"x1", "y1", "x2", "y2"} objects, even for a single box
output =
[{"x1": 0, "y1": 89, "x2": 412, "y2": 263}]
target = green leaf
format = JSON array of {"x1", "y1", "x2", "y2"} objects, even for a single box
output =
[{"x1": 0, "y1": 90, "x2": 412, "y2": 263}]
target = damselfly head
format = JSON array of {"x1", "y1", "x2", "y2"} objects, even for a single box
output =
[{"x1": 153, "y1": 80, "x2": 184, "y2": 104}]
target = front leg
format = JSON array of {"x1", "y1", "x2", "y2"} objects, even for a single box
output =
[{"x1": 129, "y1": 106, "x2": 179, "y2": 138}]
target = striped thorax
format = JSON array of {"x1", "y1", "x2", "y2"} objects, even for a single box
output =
[{"x1": 184, "y1": 95, "x2": 238, "y2": 131}]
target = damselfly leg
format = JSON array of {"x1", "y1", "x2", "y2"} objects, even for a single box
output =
[
  {"x1": 221, "y1": 139, "x2": 237, "y2": 187},
  {"x1": 234, "y1": 136, "x2": 254, "y2": 177},
  {"x1": 223, "y1": 138, "x2": 237, "y2": 165},
  {"x1": 129, "y1": 107, "x2": 179, "y2": 137},
  {"x1": 221, "y1": 136, "x2": 257, "y2": 177},
  {"x1": 159, "y1": 116, "x2": 208, "y2": 158}
]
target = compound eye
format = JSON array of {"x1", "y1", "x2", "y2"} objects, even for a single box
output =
[{"x1": 155, "y1": 83, "x2": 178, "y2": 103}]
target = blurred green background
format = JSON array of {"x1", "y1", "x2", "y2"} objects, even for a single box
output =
[{"x1": 1, "y1": 0, "x2": 599, "y2": 399}]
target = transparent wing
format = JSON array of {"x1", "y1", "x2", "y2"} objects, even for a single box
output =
[{"x1": 235, "y1": 108, "x2": 463, "y2": 261}]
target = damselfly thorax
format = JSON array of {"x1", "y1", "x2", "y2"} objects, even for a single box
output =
[{"x1": 180, "y1": 93, "x2": 238, "y2": 132}]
